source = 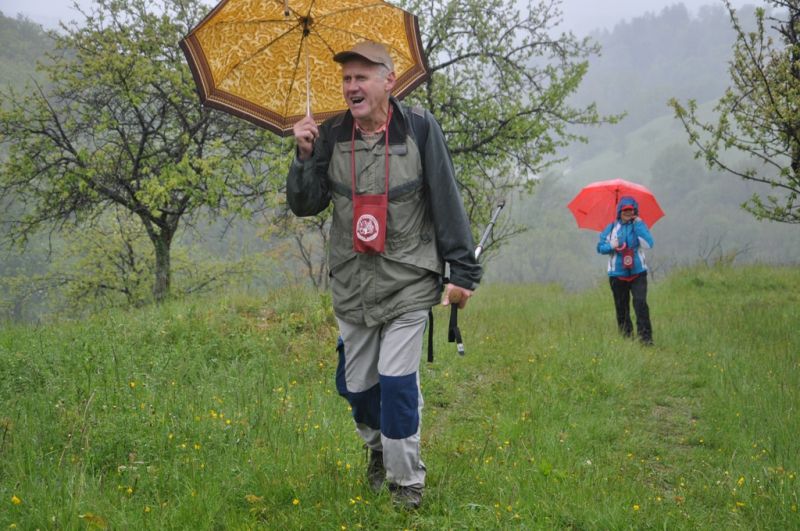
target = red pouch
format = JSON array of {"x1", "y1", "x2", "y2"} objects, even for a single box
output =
[
  {"x1": 621, "y1": 247, "x2": 634, "y2": 269},
  {"x1": 353, "y1": 192, "x2": 387, "y2": 254},
  {"x1": 350, "y1": 107, "x2": 392, "y2": 255}
]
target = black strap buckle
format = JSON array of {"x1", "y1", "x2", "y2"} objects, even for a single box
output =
[{"x1": 447, "y1": 305, "x2": 464, "y2": 355}]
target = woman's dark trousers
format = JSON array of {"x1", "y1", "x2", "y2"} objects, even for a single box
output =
[{"x1": 609, "y1": 273, "x2": 652, "y2": 344}]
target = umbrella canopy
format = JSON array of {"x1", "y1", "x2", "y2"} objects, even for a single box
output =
[
  {"x1": 567, "y1": 178, "x2": 665, "y2": 231},
  {"x1": 180, "y1": 0, "x2": 430, "y2": 136}
]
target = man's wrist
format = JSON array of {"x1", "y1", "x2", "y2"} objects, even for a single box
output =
[{"x1": 295, "y1": 144, "x2": 314, "y2": 161}]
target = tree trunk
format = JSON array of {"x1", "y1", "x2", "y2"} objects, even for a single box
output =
[{"x1": 152, "y1": 231, "x2": 173, "y2": 303}]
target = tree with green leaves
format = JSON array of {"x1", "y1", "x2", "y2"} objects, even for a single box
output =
[
  {"x1": 404, "y1": 0, "x2": 612, "y2": 215},
  {"x1": 0, "y1": 0, "x2": 286, "y2": 302},
  {"x1": 46, "y1": 208, "x2": 258, "y2": 307},
  {"x1": 277, "y1": 0, "x2": 618, "y2": 284},
  {"x1": 670, "y1": 0, "x2": 800, "y2": 225}
]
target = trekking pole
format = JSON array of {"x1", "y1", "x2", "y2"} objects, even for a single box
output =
[
  {"x1": 475, "y1": 200, "x2": 505, "y2": 260},
  {"x1": 449, "y1": 199, "x2": 505, "y2": 355}
]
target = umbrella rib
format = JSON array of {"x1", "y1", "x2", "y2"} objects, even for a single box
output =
[
  {"x1": 313, "y1": 3, "x2": 390, "y2": 21},
  {"x1": 283, "y1": 38, "x2": 309, "y2": 120},
  {"x1": 276, "y1": 0, "x2": 319, "y2": 121},
  {"x1": 282, "y1": 1, "x2": 404, "y2": 119},
  {"x1": 218, "y1": 23, "x2": 304, "y2": 79},
  {"x1": 311, "y1": 21, "x2": 408, "y2": 61},
  {"x1": 298, "y1": 1, "x2": 401, "y2": 57},
  {"x1": 311, "y1": 1, "x2": 410, "y2": 54}
]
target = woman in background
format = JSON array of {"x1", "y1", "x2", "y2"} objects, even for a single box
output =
[{"x1": 597, "y1": 196, "x2": 654, "y2": 345}]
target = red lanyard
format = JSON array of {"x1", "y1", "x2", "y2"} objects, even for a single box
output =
[{"x1": 351, "y1": 105, "x2": 393, "y2": 197}]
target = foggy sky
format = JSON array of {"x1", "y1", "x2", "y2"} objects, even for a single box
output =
[{"x1": 1, "y1": 0, "x2": 752, "y2": 36}]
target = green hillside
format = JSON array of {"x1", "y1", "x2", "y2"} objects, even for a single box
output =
[
  {"x1": 2, "y1": 265, "x2": 798, "y2": 528},
  {"x1": 0, "y1": 12, "x2": 51, "y2": 89}
]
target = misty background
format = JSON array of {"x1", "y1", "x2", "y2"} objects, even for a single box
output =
[
  {"x1": 0, "y1": 0, "x2": 751, "y2": 35},
  {"x1": 2, "y1": 0, "x2": 799, "y2": 321}
]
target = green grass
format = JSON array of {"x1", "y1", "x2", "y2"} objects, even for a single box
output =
[{"x1": 1, "y1": 265, "x2": 798, "y2": 529}]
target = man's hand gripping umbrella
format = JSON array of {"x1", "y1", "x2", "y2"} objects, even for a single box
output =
[{"x1": 444, "y1": 200, "x2": 506, "y2": 356}]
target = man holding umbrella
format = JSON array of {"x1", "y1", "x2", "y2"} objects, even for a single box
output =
[{"x1": 287, "y1": 41, "x2": 482, "y2": 509}]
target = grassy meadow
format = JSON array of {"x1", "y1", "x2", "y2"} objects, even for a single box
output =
[{"x1": 1, "y1": 264, "x2": 798, "y2": 529}]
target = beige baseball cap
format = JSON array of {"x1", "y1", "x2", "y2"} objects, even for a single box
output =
[{"x1": 333, "y1": 41, "x2": 394, "y2": 71}]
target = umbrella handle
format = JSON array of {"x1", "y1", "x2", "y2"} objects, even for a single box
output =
[{"x1": 306, "y1": 50, "x2": 311, "y2": 117}]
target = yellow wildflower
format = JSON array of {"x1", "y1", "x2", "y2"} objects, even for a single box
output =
[{"x1": 11, "y1": 495, "x2": 22, "y2": 505}]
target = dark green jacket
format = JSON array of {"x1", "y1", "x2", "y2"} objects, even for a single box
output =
[{"x1": 287, "y1": 97, "x2": 482, "y2": 326}]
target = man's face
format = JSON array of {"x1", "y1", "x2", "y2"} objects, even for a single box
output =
[
  {"x1": 620, "y1": 208, "x2": 636, "y2": 221},
  {"x1": 341, "y1": 59, "x2": 396, "y2": 124}
]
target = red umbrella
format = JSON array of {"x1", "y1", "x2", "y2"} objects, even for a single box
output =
[{"x1": 567, "y1": 178, "x2": 664, "y2": 231}]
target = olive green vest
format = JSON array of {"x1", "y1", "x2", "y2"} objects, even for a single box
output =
[{"x1": 327, "y1": 122, "x2": 443, "y2": 326}]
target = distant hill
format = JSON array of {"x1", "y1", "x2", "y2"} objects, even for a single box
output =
[
  {"x1": 0, "y1": 12, "x2": 51, "y2": 89},
  {"x1": 566, "y1": 2, "x2": 754, "y2": 164}
]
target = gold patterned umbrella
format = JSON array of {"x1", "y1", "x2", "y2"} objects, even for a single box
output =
[{"x1": 180, "y1": 0, "x2": 430, "y2": 136}]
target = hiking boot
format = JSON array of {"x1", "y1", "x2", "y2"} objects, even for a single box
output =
[
  {"x1": 366, "y1": 449, "x2": 385, "y2": 493},
  {"x1": 389, "y1": 483, "x2": 423, "y2": 510}
]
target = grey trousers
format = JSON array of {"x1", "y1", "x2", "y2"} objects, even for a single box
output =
[{"x1": 336, "y1": 309, "x2": 428, "y2": 487}]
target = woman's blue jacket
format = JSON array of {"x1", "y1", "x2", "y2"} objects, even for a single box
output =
[{"x1": 596, "y1": 196, "x2": 654, "y2": 277}]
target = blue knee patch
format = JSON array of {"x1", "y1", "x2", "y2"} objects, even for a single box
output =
[
  {"x1": 335, "y1": 336, "x2": 380, "y2": 429},
  {"x1": 380, "y1": 373, "x2": 419, "y2": 439}
]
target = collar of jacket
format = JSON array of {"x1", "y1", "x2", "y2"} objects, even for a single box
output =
[{"x1": 333, "y1": 96, "x2": 408, "y2": 146}]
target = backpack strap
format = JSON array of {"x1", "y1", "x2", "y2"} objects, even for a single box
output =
[
  {"x1": 408, "y1": 106, "x2": 429, "y2": 160},
  {"x1": 321, "y1": 113, "x2": 346, "y2": 162}
]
